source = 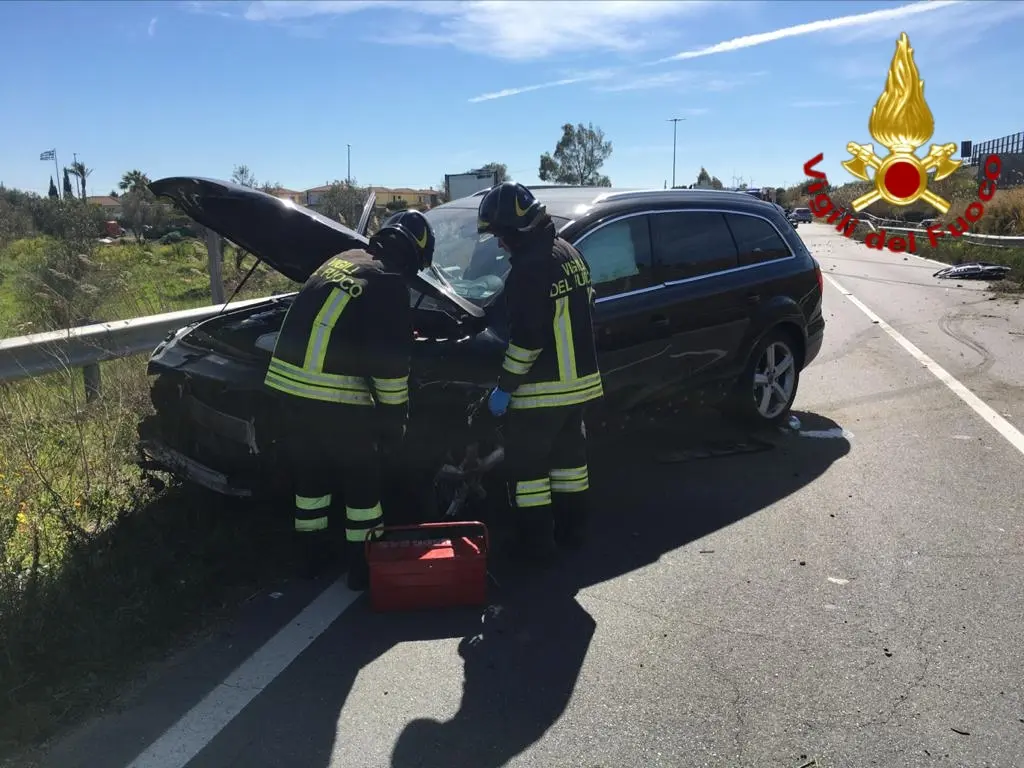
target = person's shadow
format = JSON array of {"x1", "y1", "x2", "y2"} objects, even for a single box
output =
[
  {"x1": 179, "y1": 407, "x2": 849, "y2": 768},
  {"x1": 385, "y1": 407, "x2": 851, "y2": 768}
]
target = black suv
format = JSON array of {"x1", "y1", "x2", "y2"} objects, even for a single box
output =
[{"x1": 140, "y1": 179, "x2": 824, "y2": 501}]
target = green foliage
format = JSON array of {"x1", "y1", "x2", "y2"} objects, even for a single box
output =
[
  {"x1": 316, "y1": 179, "x2": 372, "y2": 226},
  {"x1": 538, "y1": 122, "x2": 613, "y2": 186},
  {"x1": 480, "y1": 162, "x2": 509, "y2": 184}
]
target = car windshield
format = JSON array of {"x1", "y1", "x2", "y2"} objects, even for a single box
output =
[{"x1": 419, "y1": 205, "x2": 570, "y2": 302}]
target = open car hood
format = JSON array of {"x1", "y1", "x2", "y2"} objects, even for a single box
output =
[{"x1": 149, "y1": 176, "x2": 483, "y2": 319}]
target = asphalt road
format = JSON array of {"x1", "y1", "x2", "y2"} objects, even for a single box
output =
[{"x1": 38, "y1": 223, "x2": 1024, "y2": 768}]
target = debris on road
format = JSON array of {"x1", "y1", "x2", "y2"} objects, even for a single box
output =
[
  {"x1": 828, "y1": 577, "x2": 849, "y2": 585},
  {"x1": 933, "y1": 263, "x2": 1012, "y2": 281},
  {"x1": 950, "y1": 727, "x2": 971, "y2": 736}
]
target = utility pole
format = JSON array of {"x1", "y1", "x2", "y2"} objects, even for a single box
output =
[
  {"x1": 347, "y1": 144, "x2": 351, "y2": 184},
  {"x1": 667, "y1": 117, "x2": 685, "y2": 189}
]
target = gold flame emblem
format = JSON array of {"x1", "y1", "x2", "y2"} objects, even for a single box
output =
[{"x1": 842, "y1": 32, "x2": 961, "y2": 213}]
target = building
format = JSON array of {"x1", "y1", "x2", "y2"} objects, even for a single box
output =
[
  {"x1": 264, "y1": 187, "x2": 306, "y2": 206},
  {"x1": 85, "y1": 195, "x2": 123, "y2": 218},
  {"x1": 302, "y1": 184, "x2": 441, "y2": 211}
]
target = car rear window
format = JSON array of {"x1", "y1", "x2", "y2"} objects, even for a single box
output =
[
  {"x1": 725, "y1": 213, "x2": 792, "y2": 267},
  {"x1": 650, "y1": 211, "x2": 738, "y2": 281}
]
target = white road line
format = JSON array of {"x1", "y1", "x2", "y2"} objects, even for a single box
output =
[
  {"x1": 125, "y1": 576, "x2": 360, "y2": 768},
  {"x1": 825, "y1": 274, "x2": 1024, "y2": 457}
]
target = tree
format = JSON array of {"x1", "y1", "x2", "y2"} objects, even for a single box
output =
[
  {"x1": 119, "y1": 187, "x2": 168, "y2": 243},
  {"x1": 70, "y1": 160, "x2": 92, "y2": 199},
  {"x1": 119, "y1": 169, "x2": 151, "y2": 194},
  {"x1": 696, "y1": 167, "x2": 712, "y2": 187},
  {"x1": 259, "y1": 181, "x2": 282, "y2": 194},
  {"x1": 710, "y1": 176, "x2": 724, "y2": 189},
  {"x1": 63, "y1": 168, "x2": 74, "y2": 200},
  {"x1": 231, "y1": 164, "x2": 257, "y2": 188},
  {"x1": 48, "y1": 176, "x2": 59, "y2": 199},
  {"x1": 480, "y1": 162, "x2": 509, "y2": 184},
  {"x1": 316, "y1": 180, "x2": 371, "y2": 228},
  {"x1": 538, "y1": 122, "x2": 613, "y2": 186}
]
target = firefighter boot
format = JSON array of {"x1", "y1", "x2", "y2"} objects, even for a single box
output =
[
  {"x1": 297, "y1": 530, "x2": 331, "y2": 580},
  {"x1": 346, "y1": 542, "x2": 370, "y2": 592},
  {"x1": 553, "y1": 493, "x2": 589, "y2": 550},
  {"x1": 509, "y1": 508, "x2": 558, "y2": 564}
]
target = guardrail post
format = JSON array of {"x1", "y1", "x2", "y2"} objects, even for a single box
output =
[
  {"x1": 206, "y1": 227, "x2": 226, "y2": 305},
  {"x1": 83, "y1": 363, "x2": 101, "y2": 403}
]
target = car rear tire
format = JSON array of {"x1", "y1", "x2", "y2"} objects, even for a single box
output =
[{"x1": 729, "y1": 327, "x2": 801, "y2": 428}]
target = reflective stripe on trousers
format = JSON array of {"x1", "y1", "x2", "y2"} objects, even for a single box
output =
[
  {"x1": 345, "y1": 502, "x2": 383, "y2": 542},
  {"x1": 514, "y1": 477, "x2": 552, "y2": 509},
  {"x1": 549, "y1": 464, "x2": 589, "y2": 493},
  {"x1": 295, "y1": 493, "x2": 330, "y2": 532}
]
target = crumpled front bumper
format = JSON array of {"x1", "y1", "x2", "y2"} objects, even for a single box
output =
[{"x1": 137, "y1": 435, "x2": 254, "y2": 498}]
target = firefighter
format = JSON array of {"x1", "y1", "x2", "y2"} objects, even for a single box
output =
[
  {"x1": 476, "y1": 182, "x2": 604, "y2": 562},
  {"x1": 263, "y1": 209, "x2": 435, "y2": 589}
]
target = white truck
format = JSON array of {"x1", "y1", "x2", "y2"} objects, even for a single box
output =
[{"x1": 445, "y1": 170, "x2": 498, "y2": 202}]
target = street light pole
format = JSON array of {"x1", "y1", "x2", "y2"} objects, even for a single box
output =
[
  {"x1": 347, "y1": 144, "x2": 351, "y2": 183},
  {"x1": 667, "y1": 117, "x2": 685, "y2": 188}
]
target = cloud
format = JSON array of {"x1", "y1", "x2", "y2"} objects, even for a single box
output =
[
  {"x1": 245, "y1": 0, "x2": 715, "y2": 60},
  {"x1": 591, "y1": 69, "x2": 764, "y2": 95},
  {"x1": 182, "y1": 1, "x2": 237, "y2": 18},
  {"x1": 148, "y1": 17, "x2": 158, "y2": 37},
  {"x1": 790, "y1": 100, "x2": 851, "y2": 108},
  {"x1": 658, "y1": 0, "x2": 962, "y2": 62},
  {"x1": 469, "y1": 69, "x2": 616, "y2": 103}
]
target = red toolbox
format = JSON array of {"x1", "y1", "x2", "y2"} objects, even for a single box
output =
[{"x1": 365, "y1": 521, "x2": 489, "y2": 612}]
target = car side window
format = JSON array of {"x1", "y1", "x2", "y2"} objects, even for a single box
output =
[
  {"x1": 574, "y1": 215, "x2": 653, "y2": 297},
  {"x1": 725, "y1": 213, "x2": 792, "y2": 267},
  {"x1": 649, "y1": 211, "x2": 738, "y2": 281}
]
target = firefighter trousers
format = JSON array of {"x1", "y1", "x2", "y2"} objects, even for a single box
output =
[
  {"x1": 503, "y1": 403, "x2": 591, "y2": 541},
  {"x1": 281, "y1": 398, "x2": 384, "y2": 549}
]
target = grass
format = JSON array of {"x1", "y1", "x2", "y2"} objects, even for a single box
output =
[
  {"x1": 0, "y1": 236, "x2": 295, "y2": 337},
  {"x1": 0, "y1": 235, "x2": 299, "y2": 756}
]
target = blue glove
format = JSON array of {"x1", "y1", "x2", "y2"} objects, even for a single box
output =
[{"x1": 488, "y1": 387, "x2": 511, "y2": 417}]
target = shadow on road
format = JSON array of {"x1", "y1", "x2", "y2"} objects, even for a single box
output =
[{"x1": 183, "y1": 407, "x2": 851, "y2": 768}]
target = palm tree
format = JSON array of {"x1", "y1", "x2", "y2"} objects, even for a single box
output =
[
  {"x1": 70, "y1": 160, "x2": 93, "y2": 199},
  {"x1": 119, "y1": 169, "x2": 151, "y2": 194}
]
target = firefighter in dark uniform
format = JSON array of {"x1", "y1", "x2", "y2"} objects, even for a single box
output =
[
  {"x1": 476, "y1": 182, "x2": 604, "y2": 562},
  {"x1": 264, "y1": 210, "x2": 435, "y2": 589}
]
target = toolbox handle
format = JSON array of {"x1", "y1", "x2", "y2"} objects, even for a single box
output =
[{"x1": 365, "y1": 521, "x2": 489, "y2": 556}]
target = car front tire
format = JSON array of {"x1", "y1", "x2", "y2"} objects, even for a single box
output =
[{"x1": 730, "y1": 327, "x2": 802, "y2": 428}]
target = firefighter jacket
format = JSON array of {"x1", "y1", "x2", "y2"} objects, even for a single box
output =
[
  {"x1": 497, "y1": 231, "x2": 604, "y2": 410},
  {"x1": 264, "y1": 249, "x2": 411, "y2": 429}
]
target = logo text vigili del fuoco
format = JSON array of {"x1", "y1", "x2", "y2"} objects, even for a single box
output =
[{"x1": 802, "y1": 32, "x2": 1000, "y2": 253}]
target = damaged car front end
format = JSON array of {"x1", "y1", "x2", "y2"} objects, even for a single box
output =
[{"x1": 139, "y1": 177, "x2": 512, "y2": 516}]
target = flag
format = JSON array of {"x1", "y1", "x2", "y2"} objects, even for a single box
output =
[{"x1": 40, "y1": 149, "x2": 55, "y2": 161}]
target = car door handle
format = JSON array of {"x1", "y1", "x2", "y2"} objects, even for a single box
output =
[
  {"x1": 650, "y1": 314, "x2": 670, "y2": 327},
  {"x1": 746, "y1": 293, "x2": 761, "y2": 304}
]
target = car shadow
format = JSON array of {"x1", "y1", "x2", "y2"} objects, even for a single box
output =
[{"x1": 192, "y1": 407, "x2": 850, "y2": 768}]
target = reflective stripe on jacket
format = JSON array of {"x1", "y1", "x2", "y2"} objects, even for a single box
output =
[
  {"x1": 263, "y1": 249, "x2": 411, "y2": 426},
  {"x1": 497, "y1": 233, "x2": 603, "y2": 410}
]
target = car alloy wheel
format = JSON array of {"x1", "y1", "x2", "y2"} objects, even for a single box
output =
[
  {"x1": 753, "y1": 339, "x2": 797, "y2": 419},
  {"x1": 726, "y1": 328, "x2": 802, "y2": 428}
]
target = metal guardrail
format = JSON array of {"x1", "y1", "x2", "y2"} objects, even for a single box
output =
[
  {"x1": 856, "y1": 213, "x2": 1024, "y2": 247},
  {"x1": 0, "y1": 295, "x2": 290, "y2": 398}
]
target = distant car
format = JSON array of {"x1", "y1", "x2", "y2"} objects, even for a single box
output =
[
  {"x1": 139, "y1": 179, "x2": 825, "y2": 502},
  {"x1": 919, "y1": 218, "x2": 940, "y2": 229},
  {"x1": 791, "y1": 208, "x2": 813, "y2": 224}
]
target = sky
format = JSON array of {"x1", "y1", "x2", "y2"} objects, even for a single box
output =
[{"x1": 2, "y1": 0, "x2": 1023, "y2": 198}]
